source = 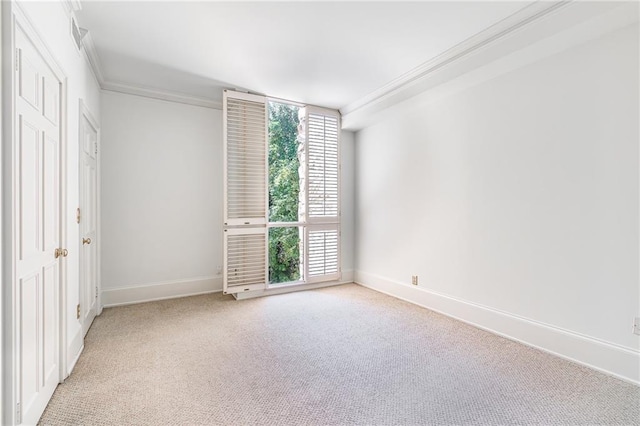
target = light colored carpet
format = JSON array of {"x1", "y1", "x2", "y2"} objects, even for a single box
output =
[{"x1": 39, "y1": 284, "x2": 639, "y2": 425}]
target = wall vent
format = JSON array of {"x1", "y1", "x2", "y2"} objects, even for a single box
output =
[{"x1": 70, "y1": 16, "x2": 87, "y2": 52}]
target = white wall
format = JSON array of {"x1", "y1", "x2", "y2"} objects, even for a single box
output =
[
  {"x1": 2, "y1": 1, "x2": 102, "y2": 422},
  {"x1": 354, "y1": 23, "x2": 639, "y2": 382},
  {"x1": 100, "y1": 91, "x2": 223, "y2": 302},
  {"x1": 100, "y1": 91, "x2": 355, "y2": 305}
]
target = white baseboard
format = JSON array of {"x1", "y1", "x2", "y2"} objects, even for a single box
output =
[
  {"x1": 355, "y1": 270, "x2": 640, "y2": 385},
  {"x1": 102, "y1": 276, "x2": 222, "y2": 307},
  {"x1": 234, "y1": 270, "x2": 354, "y2": 300}
]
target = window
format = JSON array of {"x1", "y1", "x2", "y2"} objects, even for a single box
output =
[
  {"x1": 268, "y1": 101, "x2": 302, "y2": 285},
  {"x1": 223, "y1": 91, "x2": 340, "y2": 294}
]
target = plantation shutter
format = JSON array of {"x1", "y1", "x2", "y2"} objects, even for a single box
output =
[
  {"x1": 223, "y1": 90, "x2": 268, "y2": 294},
  {"x1": 304, "y1": 107, "x2": 341, "y2": 283}
]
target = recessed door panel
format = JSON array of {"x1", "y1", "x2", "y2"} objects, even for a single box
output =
[
  {"x1": 43, "y1": 75, "x2": 59, "y2": 124},
  {"x1": 42, "y1": 262, "x2": 58, "y2": 385},
  {"x1": 19, "y1": 118, "x2": 40, "y2": 261},
  {"x1": 18, "y1": 49, "x2": 40, "y2": 110},
  {"x1": 20, "y1": 274, "x2": 40, "y2": 414},
  {"x1": 42, "y1": 132, "x2": 59, "y2": 252}
]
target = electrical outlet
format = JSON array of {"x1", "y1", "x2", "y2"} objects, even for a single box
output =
[
  {"x1": 411, "y1": 275, "x2": 418, "y2": 286},
  {"x1": 633, "y1": 317, "x2": 640, "y2": 336}
]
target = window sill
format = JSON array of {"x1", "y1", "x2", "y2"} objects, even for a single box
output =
[{"x1": 232, "y1": 277, "x2": 352, "y2": 300}]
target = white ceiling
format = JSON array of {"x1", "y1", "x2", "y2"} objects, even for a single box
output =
[{"x1": 77, "y1": 1, "x2": 530, "y2": 110}]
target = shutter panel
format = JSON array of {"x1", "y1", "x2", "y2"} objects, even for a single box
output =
[
  {"x1": 306, "y1": 226, "x2": 339, "y2": 283},
  {"x1": 224, "y1": 91, "x2": 267, "y2": 226},
  {"x1": 224, "y1": 228, "x2": 268, "y2": 293},
  {"x1": 223, "y1": 91, "x2": 268, "y2": 294},
  {"x1": 303, "y1": 107, "x2": 340, "y2": 283},
  {"x1": 307, "y1": 110, "x2": 339, "y2": 221}
]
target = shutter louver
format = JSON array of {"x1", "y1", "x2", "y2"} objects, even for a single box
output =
[
  {"x1": 225, "y1": 94, "x2": 267, "y2": 225},
  {"x1": 225, "y1": 228, "x2": 267, "y2": 292},
  {"x1": 307, "y1": 227, "x2": 339, "y2": 282},
  {"x1": 223, "y1": 91, "x2": 268, "y2": 294},
  {"x1": 307, "y1": 113, "x2": 339, "y2": 219},
  {"x1": 304, "y1": 107, "x2": 341, "y2": 284}
]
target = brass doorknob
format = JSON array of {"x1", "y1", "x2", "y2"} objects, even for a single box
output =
[
  {"x1": 54, "y1": 248, "x2": 69, "y2": 258},
  {"x1": 83, "y1": 238, "x2": 91, "y2": 245}
]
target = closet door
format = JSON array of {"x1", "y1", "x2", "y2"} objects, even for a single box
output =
[
  {"x1": 223, "y1": 91, "x2": 268, "y2": 293},
  {"x1": 15, "y1": 24, "x2": 62, "y2": 425}
]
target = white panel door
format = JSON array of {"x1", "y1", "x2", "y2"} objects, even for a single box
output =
[
  {"x1": 79, "y1": 109, "x2": 98, "y2": 337},
  {"x1": 14, "y1": 26, "x2": 62, "y2": 425}
]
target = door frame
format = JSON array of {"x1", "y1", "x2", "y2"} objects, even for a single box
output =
[
  {"x1": 78, "y1": 99, "x2": 101, "y2": 324},
  {"x1": 1, "y1": 1, "x2": 5, "y2": 422},
  {"x1": 2, "y1": 3, "x2": 68, "y2": 424}
]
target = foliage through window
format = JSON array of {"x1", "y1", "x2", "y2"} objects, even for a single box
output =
[{"x1": 268, "y1": 102, "x2": 302, "y2": 284}]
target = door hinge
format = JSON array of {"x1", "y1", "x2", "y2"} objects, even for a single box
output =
[
  {"x1": 16, "y1": 402, "x2": 21, "y2": 423},
  {"x1": 76, "y1": 207, "x2": 81, "y2": 224},
  {"x1": 77, "y1": 304, "x2": 81, "y2": 319},
  {"x1": 96, "y1": 286, "x2": 98, "y2": 299}
]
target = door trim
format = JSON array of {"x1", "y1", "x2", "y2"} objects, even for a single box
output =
[
  {"x1": 78, "y1": 99, "x2": 101, "y2": 324},
  {"x1": 0, "y1": 2, "x2": 5, "y2": 422},
  {"x1": 3, "y1": 3, "x2": 68, "y2": 424}
]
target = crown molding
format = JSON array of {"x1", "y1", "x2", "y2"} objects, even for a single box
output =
[
  {"x1": 342, "y1": 1, "x2": 638, "y2": 131},
  {"x1": 340, "y1": 1, "x2": 571, "y2": 121},
  {"x1": 81, "y1": 31, "x2": 105, "y2": 85},
  {"x1": 75, "y1": 15, "x2": 221, "y2": 110},
  {"x1": 63, "y1": 0, "x2": 631, "y2": 118},
  {"x1": 340, "y1": 0, "x2": 634, "y2": 130},
  {"x1": 102, "y1": 80, "x2": 223, "y2": 110}
]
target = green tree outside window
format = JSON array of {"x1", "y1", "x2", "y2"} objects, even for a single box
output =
[{"x1": 268, "y1": 102, "x2": 301, "y2": 283}]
